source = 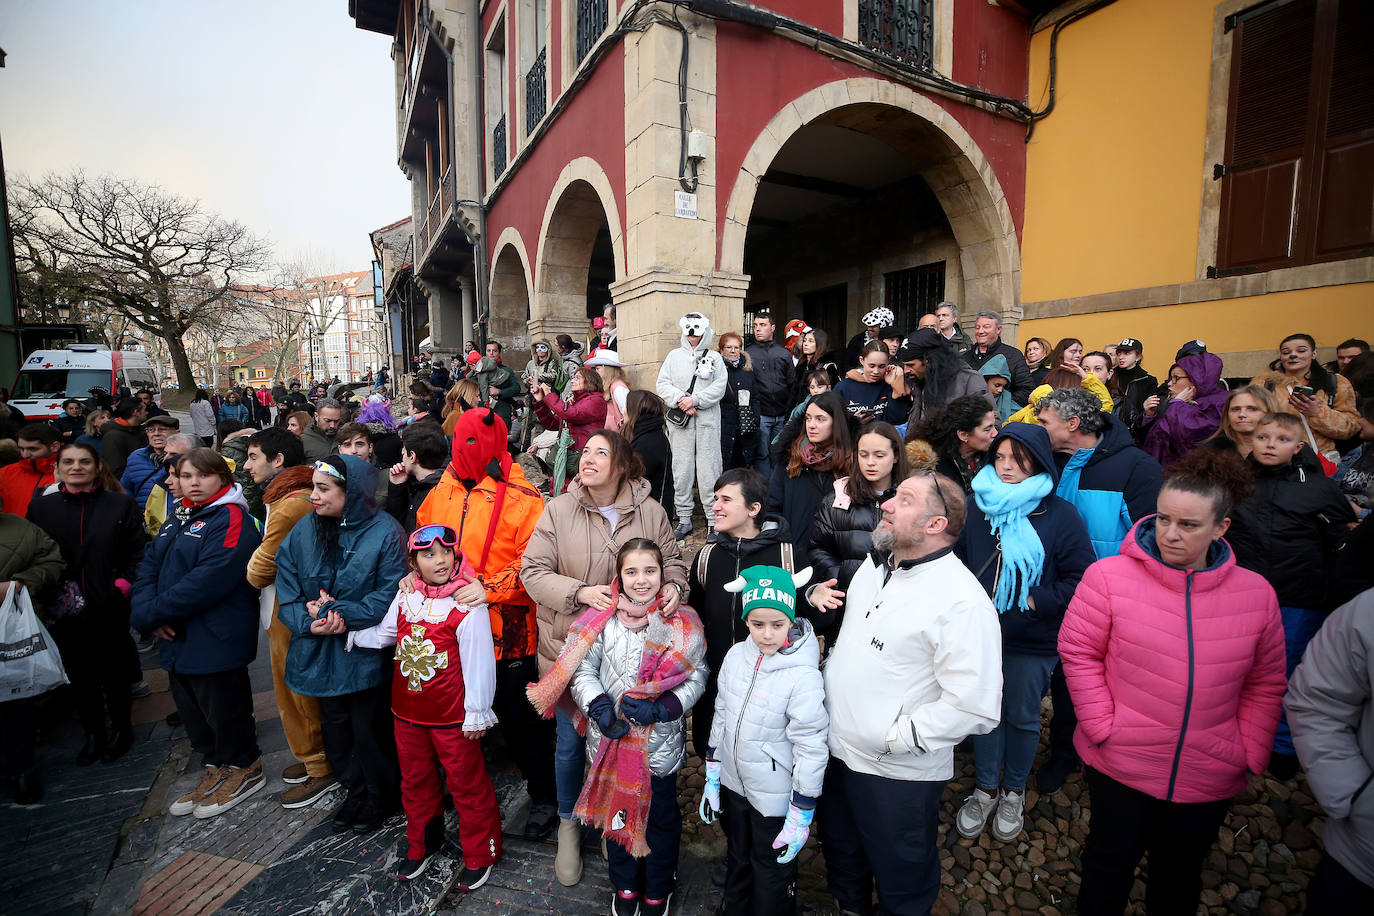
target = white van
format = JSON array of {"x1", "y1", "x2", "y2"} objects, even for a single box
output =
[{"x1": 10, "y1": 345, "x2": 161, "y2": 420}]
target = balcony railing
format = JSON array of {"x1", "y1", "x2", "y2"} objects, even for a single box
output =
[
  {"x1": 577, "y1": 0, "x2": 608, "y2": 64},
  {"x1": 417, "y1": 166, "x2": 453, "y2": 258},
  {"x1": 857, "y1": 0, "x2": 934, "y2": 70},
  {"x1": 493, "y1": 115, "x2": 508, "y2": 177},
  {"x1": 525, "y1": 47, "x2": 547, "y2": 136}
]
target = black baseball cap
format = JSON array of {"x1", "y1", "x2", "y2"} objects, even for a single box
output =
[
  {"x1": 896, "y1": 328, "x2": 947, "y2": 362},
  {"x1": 1117, "y1": 338, "x2": 1143, "y2": 353}
]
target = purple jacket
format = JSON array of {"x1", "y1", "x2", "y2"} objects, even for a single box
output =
[{"x1": 1143, "y1": 353, "x2": 1226, "y2": 467}]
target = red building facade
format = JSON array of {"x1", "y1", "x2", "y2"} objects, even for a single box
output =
[{"x1": 352, "y1": 0, "x2": 1041, "y2": 379}]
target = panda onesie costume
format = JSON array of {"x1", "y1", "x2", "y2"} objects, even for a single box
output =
[{"x1": 656, "y1": 312, "x2": 728, "y2": 538}]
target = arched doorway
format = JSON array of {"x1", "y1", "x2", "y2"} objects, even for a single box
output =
[
  {"x1": 489, "y1": 232, "x2": 533, "y2": 369},
  {"x1": 722, "y1": 80, "x2": 1021, "y2": 352},
  {"x1": 534, "y1": 159, "x2": 625, "y2": 349}
]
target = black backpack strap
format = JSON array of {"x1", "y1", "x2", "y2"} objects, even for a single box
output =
[{"x1": 696, "y1": 543, "x2": 715, "y2": 585}]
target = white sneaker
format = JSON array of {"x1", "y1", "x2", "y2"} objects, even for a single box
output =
[
  {"x1": 955, "y1": 787, "x2": 998, "y2": 838},
  {"x1": 990, "y1": 789, "x2": 1026, "y2": 842}
]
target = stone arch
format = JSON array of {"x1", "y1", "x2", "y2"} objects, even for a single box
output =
[
  {"x1": 721, "y1": 78, "x2": 1022, "y2": 328},
  {"x1": 533, "y1": 157, "x2": 626, "y2": 341},
  {"x1": 489, "y1": 228, "x2": 533, "y2": 366}
]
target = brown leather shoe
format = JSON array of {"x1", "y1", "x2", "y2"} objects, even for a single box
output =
[{"x1": 281, "y1": 774, "x2": 338, "y2": 809}]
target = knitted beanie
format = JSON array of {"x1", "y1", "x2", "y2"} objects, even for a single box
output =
[{"x1": 724, "y1": 565, "x2": 813, "y2": 621}]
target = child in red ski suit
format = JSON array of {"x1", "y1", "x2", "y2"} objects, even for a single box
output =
[{"x1": 348, "y1": 523, "x2": 502, "y2": 887}]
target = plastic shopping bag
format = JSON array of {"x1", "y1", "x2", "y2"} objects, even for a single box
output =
[{"x1": 0, "y1": 584, "x2": 70, "y2": 701}]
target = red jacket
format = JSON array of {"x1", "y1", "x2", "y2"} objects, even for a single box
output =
[
  {"x1": 1, "y1": 454, "x2": 57, "y2": 517},
  {"x1": 1058, "y1": 516, "x2": 1287, "y2": 803},
  {"x1": 534, "y1": 390, "x2": 607, "y2": 451}
]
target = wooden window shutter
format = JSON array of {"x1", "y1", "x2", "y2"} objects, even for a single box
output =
[
  {"x1": 1311, "y1": 0, "x2": 1374, "y2": 259},
  {"x1": 1216, "y1": 0, "x2": 1317, "y2": 271}
]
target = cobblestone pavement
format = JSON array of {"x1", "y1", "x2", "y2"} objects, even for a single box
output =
[{"x1": 0, "y1": 523, "x2": 1327, "y2": 914}]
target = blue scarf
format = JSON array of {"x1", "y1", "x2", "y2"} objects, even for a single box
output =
[
  {"x1": 972, "y1": 465, "x2": 1052, "y2": 613},
  {"x1": 1055, "y1": 446, "x2": 1094, "y2": 506}
]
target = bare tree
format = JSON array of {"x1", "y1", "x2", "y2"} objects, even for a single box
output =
[
  {"x1": 10, "y1": 170, "x2": 271, "y2": 390},
  {"x1": 222, "y1": 281, "x2": 309, "y2": 383},
  {"x1": 280, "y1": 252, "x2": 360, "y2": 380}
]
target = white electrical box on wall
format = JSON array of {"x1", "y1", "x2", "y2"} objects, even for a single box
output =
[{"x1": 687, "y1": 129, "x2": 708, "y2": 160}]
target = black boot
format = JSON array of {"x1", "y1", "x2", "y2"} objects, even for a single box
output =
[
  {"x1": 76, "y1": 733, "x2": 106, "y2": 767},
  {"x1": 352, "y1": 799, "x2": 383, "y2": 833},
  {"x1": 332, "y1": 792, "x2": 364, "y2": 831},
  {"x1": 11, "y1": 771, "x2": 42, "y2": 805},
  {"x1": 102, "y1": 728, "x2": 134, "y2": 763},
  {"x1": 523, "y1": 801, "x2": 558, "y2": 841}
]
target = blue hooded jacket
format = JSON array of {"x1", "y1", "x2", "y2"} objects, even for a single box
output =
[
  {"x1": 1053, "y1": 412, "x2": 1163, "y2": 558},
  {"x1": 131, "y1": 483, "x2": 263, "y2": 674},
  {"x1": 954, "y1": 424, "x2": 1096, "y2": 656},
  {"x1": 120, "y1": 446, "x2": 166, "y2": 512},
  {"x1": 275, "y1": 454, "x2": 408, "y2": 697}
]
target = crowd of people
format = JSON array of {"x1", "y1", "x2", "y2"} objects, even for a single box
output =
[{"x1": 0, "y1": 304, "x2": 1371, "y2": 916}]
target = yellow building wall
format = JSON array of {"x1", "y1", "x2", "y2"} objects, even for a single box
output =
[
  {"x1": 1023, "y1": 284, "x2": 1373, "y2": 374},
  {"x1": 1018, "y1": 0, "x2": 1371, "y2": 359},
  {"x1": 1021, "y1": 0, "x2": 1215, "y2": 302}
]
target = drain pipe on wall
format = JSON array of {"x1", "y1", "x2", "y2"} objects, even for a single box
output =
[
  {"x1": 420, "y1": 0, "x2": 490, "y2": 350},
  {"x1": 1024, "y1": 0, "x2": 1119, "y2": 141},
  {"x1": 464, "y1": 0, "x2": 491, "y2": 349}
]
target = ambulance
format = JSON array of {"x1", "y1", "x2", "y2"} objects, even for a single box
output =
[{"x1": 9, "y1": 345, "x2": 161, "y2": 420}]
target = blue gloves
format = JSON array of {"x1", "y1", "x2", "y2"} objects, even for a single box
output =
[
  {"x1": 699, "y1": 757, "x2": 721, "y2": 824},
  {"x1": 587, "y1": 694, "x2": 629, "y2": 740},
  {"x1": 620, "y1": 693, "x2": 683, "y2": 726},
  {"x1": 771, "y1": 799, "x2": 815, "y2": 864}
]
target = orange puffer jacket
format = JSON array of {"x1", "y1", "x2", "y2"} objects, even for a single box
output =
[
  {"x1": 0, "y1": 454, "x2": 57, "y2": 517},
  {"x1": 416, "y1": 461, "x2": 545, "y2": 660}
]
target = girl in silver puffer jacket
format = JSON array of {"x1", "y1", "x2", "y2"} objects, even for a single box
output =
[{"x1": 562, "y1": 539, "x2": 707, "y2": 916}]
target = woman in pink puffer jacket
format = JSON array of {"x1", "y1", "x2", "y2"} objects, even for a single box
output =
[{"x1": 1058, "y1": 450, "x2": 1286, "y2": 915}]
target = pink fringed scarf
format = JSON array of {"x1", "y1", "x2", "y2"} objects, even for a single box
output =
[{"x1": 526, "y1": 587, "x2": 704, "y2": 857}]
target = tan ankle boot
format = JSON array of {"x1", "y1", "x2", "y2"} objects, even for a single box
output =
[{"x1": 555, "y1": 816, "x2": 583, "y2": 886}]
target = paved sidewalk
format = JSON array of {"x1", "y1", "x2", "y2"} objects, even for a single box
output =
[
  {"x1": 1, "y1": 628, "x2": 719, "y2": 915},
  {"x1": 3, "y1": 577, "x2": 1329, "y2": 915}
]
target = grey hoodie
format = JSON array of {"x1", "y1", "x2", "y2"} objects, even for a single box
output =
[{"x1": 1286, "y1": 588, "x2": 1374, "y2": 886}]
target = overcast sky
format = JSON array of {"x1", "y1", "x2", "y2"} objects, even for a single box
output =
[{"x1": 0, "y1": 0, "x2": 410, "y2": 273}]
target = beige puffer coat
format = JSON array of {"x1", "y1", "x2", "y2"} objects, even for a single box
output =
[{"x1": 521, "y1": 476, "x2": 688, "y2": 674}]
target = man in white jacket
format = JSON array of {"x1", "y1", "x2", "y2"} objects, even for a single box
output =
[
  {"x1": 656, "y1": 312, "x2": 727, "y2": 541},
  {"x1": 818, "y1": 471, "x2": 1002, "y2": 915}
]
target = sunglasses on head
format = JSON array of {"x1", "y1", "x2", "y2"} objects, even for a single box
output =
[
  {"x1": 313, "y1": 460, "x2": 346, "y2": 482},
  {"x1": 409, "y1": 525, "x2": 459, "y2": 551}
]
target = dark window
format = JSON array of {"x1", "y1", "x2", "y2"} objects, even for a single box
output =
[
  {"x1": 884, "y1": 261, "x2": 946, "y2": 331},
  {"x1": 525, "y1": 47, "x2": 547, "y2": 136},
  {"x1": 14, "y1": 368, "x2": 110, "y2": 400},
  {"x1": 577, "y1": 0, "x2": 608, "y2": 64},
  {"x1": 493, "y1": 115, "x2": 507, "y2": 177},
  {"x1": 800, "y1": 285, "x2": 848, "y2": 345},
  {"x1": 857, "y1": 0, "x2": 934, "y2": 70},
  {"x1": 1216, "y1": 0, "x2": 1374, "y2": 273}
]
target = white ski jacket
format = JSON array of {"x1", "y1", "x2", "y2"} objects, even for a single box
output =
[{"x1": 824, "y1": 548, "x2": 1002, "y2": 781}]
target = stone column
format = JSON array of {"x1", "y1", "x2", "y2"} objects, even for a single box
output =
[
  {"x1": 458, "y1": 275, "x2": 477, "y2": 351},
  {"x1": 616, "y1": 13, "x2": 745, "y2": 385},
  {"x1": 420, "y1": 279, "x2": 464, "y2": 354}
]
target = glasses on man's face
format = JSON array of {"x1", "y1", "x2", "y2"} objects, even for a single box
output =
[
  {"x1": 1169, "y1": 373, "x2": 1189, "y2": 384},
  {"x1": 926, "y1": 471, "x2": 949, "y2": 520}
]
